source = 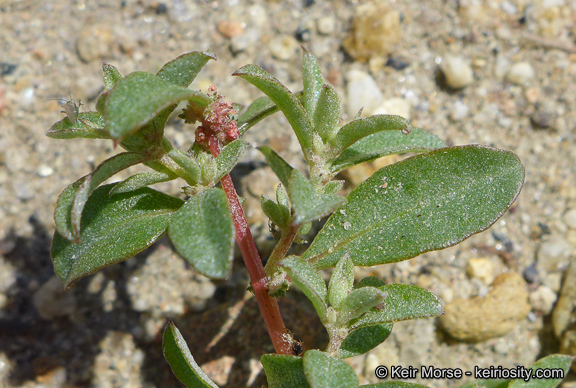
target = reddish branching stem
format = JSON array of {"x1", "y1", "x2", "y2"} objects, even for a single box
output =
[{"x1": 198, "y1": 89, "x2": 291, "y2": 355}]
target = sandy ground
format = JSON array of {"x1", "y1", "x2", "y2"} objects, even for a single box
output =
[{"x1": 0, "y1": 0, "x2": 575, "y2": 387}]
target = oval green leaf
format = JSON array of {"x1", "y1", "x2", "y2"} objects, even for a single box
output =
[
  {"x1": 163, "y1": 321, "x2": 219, "y2": 388},
  {"x1": 328, "y1": 255, "x2": 354, "y2": 310},
  {"x1": 109, "y1": 170, "x2": 177, "y2": 195},
  {"x1": 262, "y1": 354, "x2": 309, "y2": 388},
  {"x1": 328, "y1": 127, "x2": 446, "y2": 174},
  {"x1": 103, "y1": 72, "x2": 211, "y2": 141},
  {"x1": 338, "y1": 286, "x2": 388, "y2": 325},
  {"x1": 327, "y1": 114, "x2": 411, "y2": 157},
  {"x1": 51, "y1": 184, "x2": 183, "y2": 287},
  {"x1": 157, "y1": 50, "x2": 216, "y2": 87},
  {"x1": 102, "y1": 62, "x2": 123, "y2": 91},
  {"x1": 304, "y1": 145, "x2": 524, "y2": 268},
  {"x1": 280, "y1": 255, "x2": 327, "y2": 321},
  {"x1": 215, "y1": 139, "x2": 247, "y2": 181},
  {"x1": 289, "y1": 169, "x2": 346, "y2": 226},
  {"x1": 302, "y1": 49, "x2": 324, "y2": 118},
  {"x1": 350, "y1": 284, "x2": 443, "y2": 329},
  {"x1": 168, "y1": 188, "x2": 235, "y2": 280},
  {"x1": 340, "y1": 323, "x2": 393, "y2": 359},
  {"x1": 303, "y1": 350, "x2": 358, "y2": 388},
  {"x1": 314, "y1": 84, "x2": 341, "y2": 143},
  {"x1": 46, "y1": 112, "x2": 109, "y2": 140}
]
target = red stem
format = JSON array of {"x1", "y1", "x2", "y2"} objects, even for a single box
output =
[{"x1": 208, "y1": 137, "x2": 292, "y2": 355}]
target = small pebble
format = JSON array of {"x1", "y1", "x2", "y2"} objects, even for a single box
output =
[
  {"x1": 76, "y1": 26, "x2": 112, "y2": 62},
  {"x1": 217, "y1": 20, "x2": 244, "y2": 38},
  {"x1": 531, "y1": 109, "x2": 556, "y2": 129},
  {"x1": 37, "y1": 164, "x2": 54, "y2": 177},
  {"x1": 269, "y1": 35, "x2": 299, "y2": 61},
  {"x1": 537, "y1": 235, "x2": 571, "y2": 272},
  {"x1": 523, "y1": 264, "x2": 539, "y2": 284},
  {"x1": 345, "y1": 69, "x2": 383, "y2": 117},
  {"x1": 525, "y1": 87, "x2": 540, "y2": 104},
  {"x1": 343, "y1": 3, "x2": 402, "y2": 62},
  {"x1": 373, "y1": 97, "x2": 411, "y2": 120},
  {"x1": 386, "y1": 57, "x2": 410, "y2": 71},
  {"x1": 450, "y1": 100, "x2": 470, "y2": 121},
  {"x1": 317, "y1": 16, "x2": 335, "y2": 35},
  {"x1": 295, "y1": 27, "x2": 311, "y2": 42},
  {"x1": 0, "y1": 62, "x2": 17, "y2": 77},
  {"x1": 506, "y1": 62, "x2": 535, "y2": 85},
  {"x1": 440, "y1": 55, "x2": 474, "y2": 89},
  {"x1": 466, "y1": 258, "x2": 495, "y2": 285},
  {"x1": 529, "y1": 285, "x2": 557, "y2": 314},
  {"x1": 564, "y1": 209, "x2": 576, "y2": 230}
]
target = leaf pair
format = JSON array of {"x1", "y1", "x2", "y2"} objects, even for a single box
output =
[
  {"x1": 167, "y1": 140, "x2": 247, "y2": 187},
  {"x1": 259, "y1": 146, "x2": 346, "y2": 228},
  {"x1": 233, "y1": 51, "x2": 412, "y2": 170}
]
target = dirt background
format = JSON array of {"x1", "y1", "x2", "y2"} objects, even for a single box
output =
[{"x1": 0, "y1": 0, "x2": 575, "y2": 387}]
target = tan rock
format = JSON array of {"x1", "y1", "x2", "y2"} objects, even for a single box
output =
[
  {"x1": 440, "y1": 273, "x2": 530, "y2": 342},
  {"x1": 343, "y1": 2, "x2": 402, "y2": 62}
]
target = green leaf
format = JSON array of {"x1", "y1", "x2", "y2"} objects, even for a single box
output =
[
  {"x1": 54, "y1": 178, "x2": 86, "y2": 242},
  {"x1": 51, "y1": 184, "x2": 183, "y2": 287},
  {"x1": 102, "y1": 72, "x2": 211, "y2": 141},
  {"x1": 261, "y1": 194, "x2": 290, "y2": 229},
  {"x1": 327, "y1": 115, "x2": 412, "y2": 157},
  {"x1": 237, "y1": 96, "x2": 279, "y2": 135},
  {"x1": 328, "y1": 255, "x2": 354, "y2": 310},
  {"x1": 70, "y1": 152, "x2": 145, "y2": 241},
  {"x1": 261, "y1": 354, "x2": 309, "y2": 388},
  {"x1": 216, "y1": 139, "x2": 247, "y2": 181},
  {"x1": 339, "y1": 323, "x2": 393, "y2": 359},
  {"x1": 163, "y1": 321, "x2": 219, "y2": 388},
  {"x1": 338, "y1": 286, "x2": 388, "y2": 325},
  {"x1": 314, "y1": 84, "x2": 341, "y2": 143},
  {"x1": 233, "y1": 65, "x2": 314, "y2": 159},
  {"x1": 259, "y1": 146, "x2": 295, "y2": 189},
  {"x1": 354, "y1": 277, "x2": 386, "y2": 289},
  {"x1": 304, "y1": 145, "x2": 525, "y2": 268},
  {"x1": 197, "y1": 152, "x2": 218, "y2": 184},
  {"x1": 350, "y1": 284, "x2": 443, "y2": 329},
  {"x1": 323, "y1": 180, "x2": 345, "y2": 195},
  {"x1": 508, "y1": 354, "x2": 573, "y2": 388},
  {"x1": 303, "y1": 350, "x2": 358, "y2": 388},
  {"x1": 302, "y1": 49, "x2": 324, "y2": 118},
  {"x1": 46, "y1": 112, "x2": 110, "y2": 140},
  {"x1": 169, "y1": 188, "x2": 235, "y2": 279},
  {"x1": 102, "y1": 62, "x2": 123, "y2": 91},
  {"x1": 328, "y1": 127, "x2": 446, "y2": 174},
  {"x1": 289, "y1": 169, "x2": 346, "y2": 226},
  {"x1": 280, "y1": 256, "x2": 328, "y2": 321},
  {"x1": 361, "y1": 382, "x2": 430, "y2": 388},
  {"x1": 157, "y1": 50, "x2": 216, "y2": 87},
  {"x1": 109, "y1": 170, "x2": 178, "y2": 195},
  {"x1": 458, "y1": 380, "x2": 510, "y2": 388},
  {"x1": 168, "y1": 149, "x2": 202, "y2": 185}
]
